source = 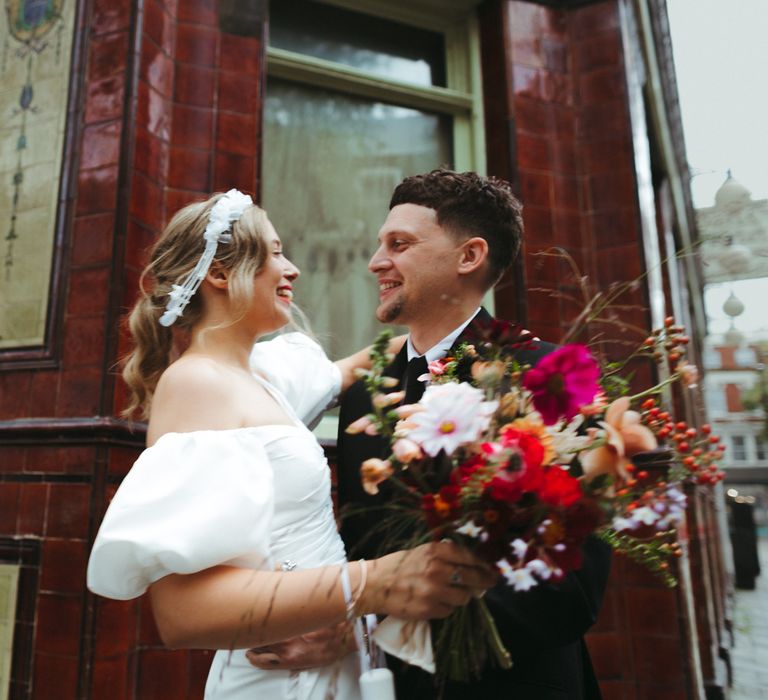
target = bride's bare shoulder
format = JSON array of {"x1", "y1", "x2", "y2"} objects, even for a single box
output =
[{"x1": 149, "y1": 357, "x2": 241, "y2": 439}]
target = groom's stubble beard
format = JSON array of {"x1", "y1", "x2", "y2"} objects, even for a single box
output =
[{"x1": 377, "y1": 297, "x2": 404, "y2": 324}]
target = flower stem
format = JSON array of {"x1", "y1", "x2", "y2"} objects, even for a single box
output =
[{"x1": 477, "y1": 598, "x2": 513, "y2": 670}]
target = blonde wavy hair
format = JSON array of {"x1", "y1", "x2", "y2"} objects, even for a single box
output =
[{"x1": 122, "y1": 193, "x2": 271, "y2": 420}]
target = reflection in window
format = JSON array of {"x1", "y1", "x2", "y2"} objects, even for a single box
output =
[
  {"x1": 262, "y1": 79, "x2": 452, "y2": 358},
  {"x1": 731, "y1": 435, "x2": 747, "y2": 462},
  {"x1": 0, "y1": 564, "x2": 19, "y2": 697},
  {"x1": 269, "y1": 0, "x2": 446, "y2": 87}
]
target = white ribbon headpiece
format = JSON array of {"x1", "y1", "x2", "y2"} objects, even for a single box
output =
[{"x1": 159, "y1": 189, "x2": 253, "y2": 327}]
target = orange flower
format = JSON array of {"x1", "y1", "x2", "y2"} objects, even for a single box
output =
[
  {"x1": 581, "y1": 397, "x2": 657, "y2": 484},
  {"x1": 471, "y1": 360, "x2": 506, "y2": 385},
  {"x1": 361, "y1": 458, "x2": 394, "y2": 495}
]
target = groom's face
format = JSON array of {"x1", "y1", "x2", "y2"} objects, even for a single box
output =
[{"x1": 369, "y1": 203, "x2": 463, "y2": 327}]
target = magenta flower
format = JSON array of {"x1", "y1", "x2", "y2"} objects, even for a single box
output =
[{"x1": 522, "y1": 345, "x2": 600, "y2": 425}]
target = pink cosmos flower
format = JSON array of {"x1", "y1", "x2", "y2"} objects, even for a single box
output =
[{"x1": 522, "y1": 345, "x2": 600, "y2": 425}]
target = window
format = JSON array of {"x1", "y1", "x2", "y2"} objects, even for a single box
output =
[
  {"x1": 756, "y1": 436, "x2": 766, "y2": 462},
  {"x1": 735, "y1": 346, "x2": 757, "y2": 367},
  {"x1": 262, "y1": 0, "x2": 485, "y2": 360},
  {"x1": 703, "y1": 347, "x2": 720, "y2": 369},
  {"x1": 731, "y1": 435, "x2": 747, "y2": 462},
  {"x1": 707, "y1": 384, "x2": 727, "y2": 415}
]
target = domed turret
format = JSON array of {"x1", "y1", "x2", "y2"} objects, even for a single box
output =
[{"x1": 714, "y1": 171, "x2": 752, "y2": 211}]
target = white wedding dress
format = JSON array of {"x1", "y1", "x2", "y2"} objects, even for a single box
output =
[{"x1": 87, "y1": 333, "x2": 362, "y2": 700}]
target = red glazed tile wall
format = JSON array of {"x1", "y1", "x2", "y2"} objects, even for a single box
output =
[
  {"x1": 1, "y1": 0, "x2": 724, "y2": 698},
  {"x1": 482, "y1": 1, "x2": 716, "y2": 697},
  {"x1": 0, "y1": 0, "x2": 266, "y2": 697}
]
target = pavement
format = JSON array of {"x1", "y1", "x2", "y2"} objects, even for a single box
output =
[{"x1": 731, "y1": 536, "x2": 768, "y2": 699}]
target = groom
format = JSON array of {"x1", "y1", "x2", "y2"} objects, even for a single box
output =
[
  {"x1": 249, "y1": 169, "x2": 610, "y2": 698},
  {"x1": 336, "y1": 169, "x2": 611, "y2": 699}
]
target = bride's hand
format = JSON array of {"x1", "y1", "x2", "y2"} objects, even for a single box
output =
[{"x1": 362, "y1": 541, "x2": 498, "y2": 620}]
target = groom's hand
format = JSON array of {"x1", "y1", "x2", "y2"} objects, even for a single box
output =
[{"x1": 246, "y1": 622, "x2": 356, "y2": 670}]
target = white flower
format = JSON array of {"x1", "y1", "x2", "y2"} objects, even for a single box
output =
[
  {"x1": 456, "y1": 521, "x2": 484, "y2": 538},
  {"x1": 631, "y1": 506, "x2": 661, "y2": 526},
  {"x1": 497, "y1": 559, "x2": 539, "y2": 591},
  {"x1": 546, "y1": 413, "x2": 593, "y2": 464},
  {"x1": 408, "y1": 382, "x2": 497, "y2": 456},
  {"x1": 611, "y1": 515, "x2": 638, "y2": 532},
  {"x1": 666, "y1": 486, "x2": 687, "y2": 505},
  {"x1": 525, "y1": 558, "x2": 554, "y2": 580},
  {"x1": 511, "y1": 538, "x2": 528, "y2": 561}
]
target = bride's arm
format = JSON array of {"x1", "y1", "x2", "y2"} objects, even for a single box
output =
[
  {"x1": 149, "y1": 542, "x2": 495, "y2": 650},
  {"x1": 335, "y1": 334, "x2": 407, "y2": 393}
]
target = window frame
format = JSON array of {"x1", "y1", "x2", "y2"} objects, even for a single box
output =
[
  {"x1": 731, "y1": 434, "x2": 747, "y2": 462},
  {"x1": 265, "y1": 0, "x2": 487, "y2": 175}
]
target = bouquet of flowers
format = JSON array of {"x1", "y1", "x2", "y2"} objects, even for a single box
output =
[{"x1": 347, "y1": 316, "x2": 724, "y2": 688}]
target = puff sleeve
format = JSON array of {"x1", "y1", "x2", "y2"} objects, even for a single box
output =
[
  {"x1": 249, "y1": 332, "x2": 341, "y2": 426},
  {"x1": 87, "y1": 430, "x2": 274, "y2": 601}
]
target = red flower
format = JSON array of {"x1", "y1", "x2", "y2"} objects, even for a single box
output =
[
  {"x1": 537, "y1": 466, "x2": 583, "y2": 508},
  {"x1": 522, "y1": 344, "x2": 600, "y2": 425},
  {"x1": 486, "y1": 431, "x2": 548, "y2": 504},
  {"x1": 499, "y1": 427, "x2": 546, "y2": 470},
  {"x1": 452, "y1": 454, "x2": 487, "y2": 485}
]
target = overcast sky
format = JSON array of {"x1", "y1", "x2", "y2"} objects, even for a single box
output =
[
  {"x1": 667, "y1": 0, "x2": 768, "y2": 208},
  {"x1": 667, "y1": 0, "x2": 768, "y2": 334}
]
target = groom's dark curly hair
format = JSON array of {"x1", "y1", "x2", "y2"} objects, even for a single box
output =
[{"x1": 389, "y1": 168, "x2": 523, "y2": 286}]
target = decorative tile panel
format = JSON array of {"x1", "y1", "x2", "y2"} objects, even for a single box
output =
[{"x1": 0, "y1": 1, "x2": 76, "y2": 349}]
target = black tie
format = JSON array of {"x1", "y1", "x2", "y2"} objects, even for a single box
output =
[{"x1": 404, "y1": 356, "x2": 429, "y2": 404}]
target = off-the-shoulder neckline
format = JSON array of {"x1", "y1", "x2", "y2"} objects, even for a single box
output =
[{"x1": 148, "y1": 424, "x2": 308, "y2": 447}]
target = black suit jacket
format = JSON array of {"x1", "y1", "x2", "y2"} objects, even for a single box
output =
[{"x1": 337, "y1": 309, "x2": 611, "y2": 699}]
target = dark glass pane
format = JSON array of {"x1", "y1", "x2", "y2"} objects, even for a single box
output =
[
  {"x1": 262, "y1": 78, "x2": 453, "y2": 359},
  {"x1": 269, "y1": 0, "x2": 446, "y2": 88}
]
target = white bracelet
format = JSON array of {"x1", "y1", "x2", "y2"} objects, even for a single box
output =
[{"x1": 340, "y1": 561, "x2": 355, "y2": 621}]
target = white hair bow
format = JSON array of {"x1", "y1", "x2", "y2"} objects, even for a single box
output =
[{"x1": 159, "y1": 189, "x2": 253, "y2": 327}]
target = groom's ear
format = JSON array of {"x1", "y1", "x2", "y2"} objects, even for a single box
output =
[{"x1": 457, "y1": 237, "x2": 489, "y2": 276}]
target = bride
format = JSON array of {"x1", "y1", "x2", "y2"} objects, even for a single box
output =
[{"x1": 87, "y1": 190, "x2": 495, "y2": 699}]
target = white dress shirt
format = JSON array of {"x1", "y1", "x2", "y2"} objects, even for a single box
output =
[{"x1": 405, "y1": 307, "x2": 482, "y2": 362}]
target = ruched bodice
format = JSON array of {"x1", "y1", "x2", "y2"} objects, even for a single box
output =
[{"x1": 254, "y1": 425, "x2": 346, "y2": 570}]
